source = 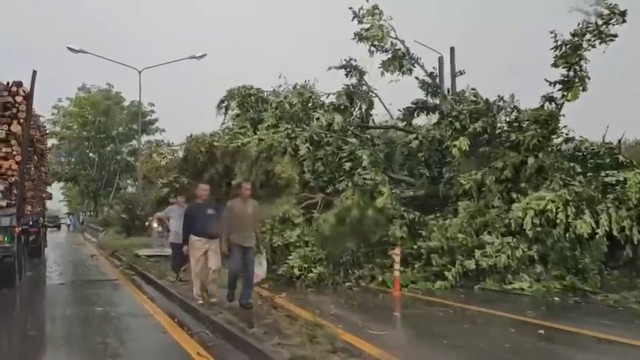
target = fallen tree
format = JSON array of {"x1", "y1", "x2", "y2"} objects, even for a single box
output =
[
  {"x1": 177, "y1": 1, "x2": 639, "y2": 294},
  {"x1": 59, "y1": 2, "x2": 636, "y2": 295}
]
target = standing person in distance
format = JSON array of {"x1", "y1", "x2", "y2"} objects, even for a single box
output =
[
  {"x1": 182, "y1": 183, "x2": 224, "y2": 305},
  {"x1": 222, "y1": 180, "x2": 262, "y2": 310},
  {"x1": 69, "y1": 214, "x2": 77, "y2": 232},
  {"x1": 154, "y1": 194, "x2": 187, "y2": 282}
]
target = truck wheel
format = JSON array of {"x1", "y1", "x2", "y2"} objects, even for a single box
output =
[
  {"x1": 20, "y1": 242, "x2": 28, "y2": 280},
  {"x1": 7, "y1": 251, "x2": 21, "y2": 287},
  {"x1": 7, "y1": 262, "x2": 19, "y2": 287},
  {"x1": 28, "y1": 244, "x2": 43, "y2": 259}
]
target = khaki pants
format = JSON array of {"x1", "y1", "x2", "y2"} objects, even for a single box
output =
[{"x1": 188, "y1": 235, "x2": 222, "y2": 300}]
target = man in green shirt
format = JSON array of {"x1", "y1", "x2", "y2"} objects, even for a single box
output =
[{"x1": 221, "y1": 181, "x2": 261, "y2": 310}]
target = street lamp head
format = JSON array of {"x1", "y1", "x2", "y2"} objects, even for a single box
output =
[
  {"x1": 189, "y1": 53, "x2": 207, "y2": 60},
  {"x1": 66, "y1": 45, "x2": 88, "y2": 55}
]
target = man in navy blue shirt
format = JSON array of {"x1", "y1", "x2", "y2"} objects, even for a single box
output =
[{"x1": 182, "y1": 183, "x2": 224, "y2": 304}]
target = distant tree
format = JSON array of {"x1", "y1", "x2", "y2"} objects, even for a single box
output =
[{"x1": 48, "y1": 83, "x2": 163, "y2": 214}]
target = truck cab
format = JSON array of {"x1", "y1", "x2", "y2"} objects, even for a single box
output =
[{"x1": 45, "y1": 214, "x2": 61, "y2": 231}]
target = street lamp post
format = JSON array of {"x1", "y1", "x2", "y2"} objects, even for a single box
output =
[
  {"x1": 65, "y1": 45, "x2": 206, "y2": 192},
  {"x1": 413, "y1": 40, "x2": 446, "y2": 94}
]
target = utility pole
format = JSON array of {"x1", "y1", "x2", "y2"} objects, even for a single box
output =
[
  {"x1": 449, "y1": 46, "x2": 457, "y2": 94},
  {"x1": 413, "y1": 41, "x2": 462, "y2": 97},
  {"x1": 437, "y1": 55, "x2": 445, "y2": 94}
]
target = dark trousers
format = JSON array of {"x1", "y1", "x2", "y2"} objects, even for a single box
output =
[
  {"x1": 169, "y1": 243, "x2": 187, "y2": 275},
  {"x1": 227, "y1": 243, "x2": 255, "y2": 304}
]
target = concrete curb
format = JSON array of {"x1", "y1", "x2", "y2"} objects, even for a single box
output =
[
  {"x1": 108, "y1": 251, "x2": 279, "y2": 360},
  {"x1": 84, "y1": 232, "x2": 98, "y2": 243},
  {"x1": 81, "y1": 232, "x2": 279, "y2": 360},
  {"x1": 119, "y1": 252, "x2": 370, "y2": 359},
  {"x1": 85, "y1": 232, "x2": 389, "y2": 359},
  {"x1": 254, "y1": 287, "x2": 397, "y2": 360}
]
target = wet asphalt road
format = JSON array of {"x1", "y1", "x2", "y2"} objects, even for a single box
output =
[
  {"x1": 0, "y1": 230, "x2": 192, "y2": 360},
  {"x1": 4, "y1": 230, "x2": 638, "y2": 360},
  {"x1": 276, "y1": 286, "x2": 640, "y2": 360}
]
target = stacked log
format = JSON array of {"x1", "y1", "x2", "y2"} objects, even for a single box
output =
[
  {"x1": 0, "y1": 81, "x2": 27, "y2": 209},
  {"x1": 0, "y1": 80, "x2": 49, "y2": 214},
  {"x1": 25, "y1": 113, "x2": 49, "y2": 214}
]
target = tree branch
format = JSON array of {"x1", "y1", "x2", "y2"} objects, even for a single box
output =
[
  {"x1": 108, "y1": 168, "x2": 120, "y2": 204},
  {"x1": 601, "y1": 125, "x2": 609, "y2": 143},
  {"x1": 397, "y1": 190, "x2": 426, "y2": 199},
  {"x1": 298, "y1": 193, "x2": 332, "y2": 213},
  {"x1": 358, "y1": 123, "x2": 416, "y2": 134},
  {"x1": 362, "y1": 78, "x2": 395, "y2": 121},
  {"x1": 383, "y1": 171, "x2": 418, "y2": 186},
  {"x1": 388, "y1": 24, "x2": 432, "y2": 80}
]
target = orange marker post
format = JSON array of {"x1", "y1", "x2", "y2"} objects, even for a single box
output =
[{"x1": 389, "y1": 246, "x2": 402, "y2": 297}]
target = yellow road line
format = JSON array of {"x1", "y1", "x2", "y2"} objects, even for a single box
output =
[
  {"x1": 255, "y1": 287, "x2": 398, "y2": 360},
  {"x1": 371, "y1": 286, "x2": 640, "y2": 348},
  {"x1": 81, "y1": 237, "x2": 214, "y2": 360}
]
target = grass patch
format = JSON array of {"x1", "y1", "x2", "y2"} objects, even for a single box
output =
[
  {"x1": 257, "y1": 300, "x2": 350, "y2": 360},
  {"x1": 97, "y1": 231, "x2": 150, "y2": 257},
  {"x1": 97, "y1": 232, "x2": 175, "y2": 280}
]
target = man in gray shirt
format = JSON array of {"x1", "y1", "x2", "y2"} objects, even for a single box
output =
[
  {"x1": 222, "y1": 181, "x2": 262, "y2": 310},
  {"x1": 155, "y1": 194, "x2": 187, "y2": 281}
]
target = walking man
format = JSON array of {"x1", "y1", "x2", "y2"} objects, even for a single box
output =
[
  {"x1": 182, "y1": 183, "x2": 224, "y2": 304},
  {"x1": 154, "y1": 194, "x2": 187, "y2": 282},
  {"x1": 222, "y1": 180, "x2": 262, "y2": 310}
]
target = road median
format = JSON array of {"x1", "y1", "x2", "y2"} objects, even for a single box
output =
[{"x1": 87, "y1": 232, "x2": 364, "y2": 359}]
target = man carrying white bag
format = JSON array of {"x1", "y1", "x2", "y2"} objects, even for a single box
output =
[{"x1": 221, "y1": 180, "x2": 266, "y2": 310}]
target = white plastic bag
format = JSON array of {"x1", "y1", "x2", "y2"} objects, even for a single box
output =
[{"x1": 253, "y1": 251, "x2": 267, "y2": 284}]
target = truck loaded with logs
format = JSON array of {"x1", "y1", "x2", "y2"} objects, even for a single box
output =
[{"x1": 0, "y1": 70, "x2": 51, "y2": 287}]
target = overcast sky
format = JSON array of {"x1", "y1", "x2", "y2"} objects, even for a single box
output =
[{"x1": 3, "y1": 0, "x2": 639, "y2": 210}]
